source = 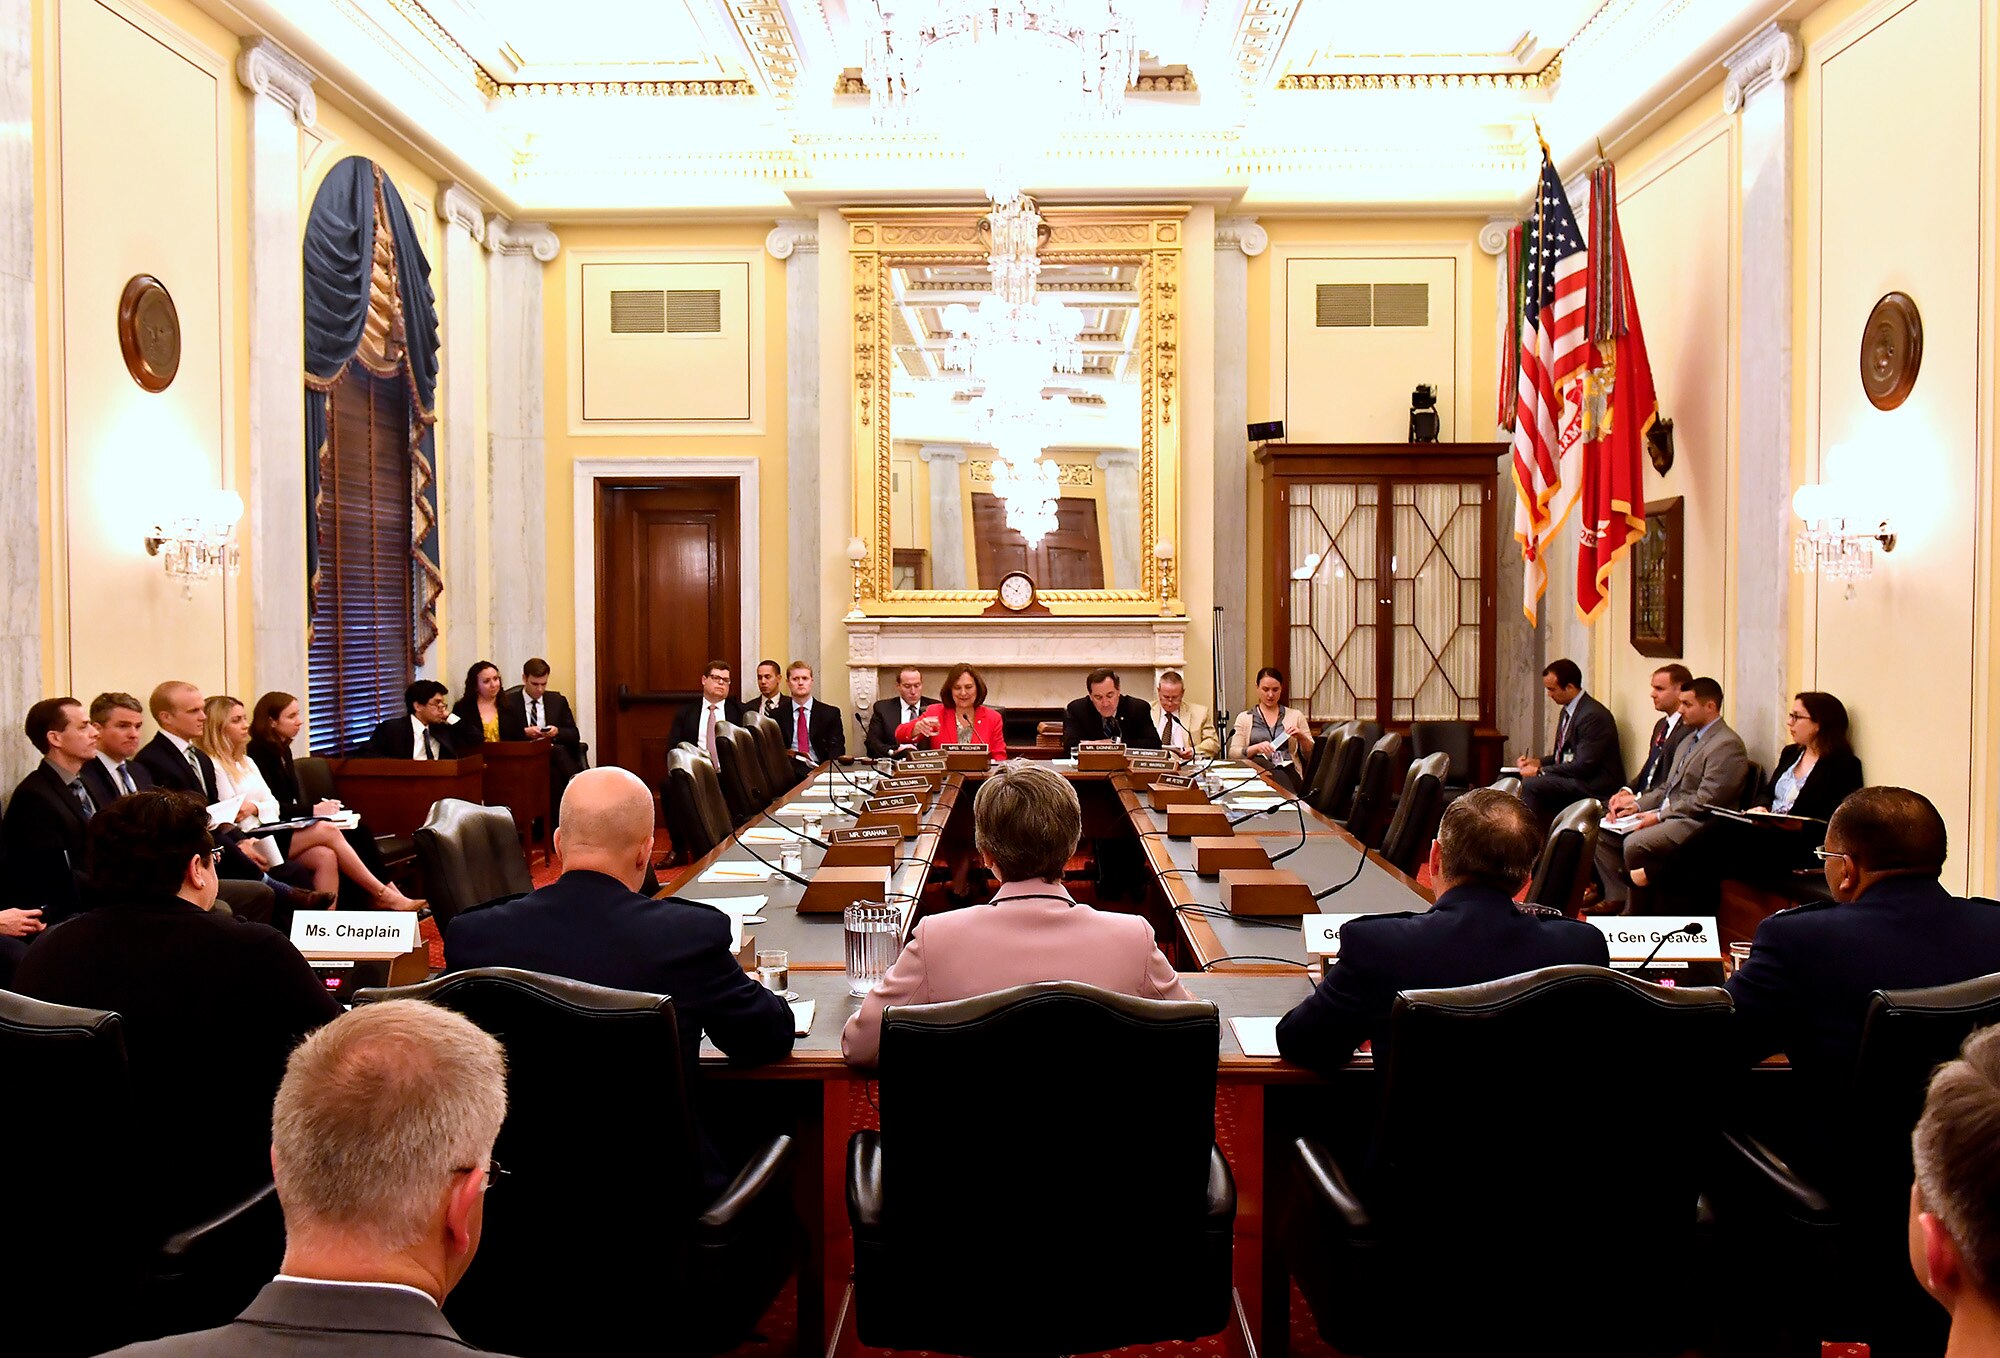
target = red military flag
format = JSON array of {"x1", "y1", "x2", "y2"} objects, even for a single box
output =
[{"x1": 1575, "y1": 160, "x2": 1656, "y2": 620}]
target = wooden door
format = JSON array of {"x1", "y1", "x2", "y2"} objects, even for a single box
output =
[
  {"x1": 970, "y1": 494, "x2": 1106, "y2": 588},
  {"x1": 596, "y1": 481, "x2": 740, "y2": 808}
]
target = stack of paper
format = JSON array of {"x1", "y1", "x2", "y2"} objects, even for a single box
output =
[
  {"x1": 789, "y1": 999, "x2": 815, "y2": 1036},
  {"x1": 1229, "y1": 1016, "x2": 1282, "y2": 1057}
]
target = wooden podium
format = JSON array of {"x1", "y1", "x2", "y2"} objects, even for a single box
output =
[
  {"x1": 330, "y1": 757, "x2": 486, "y2": 839},
  {"x1": 482, "y1": 740, "x2": 553, "y2": 847}
]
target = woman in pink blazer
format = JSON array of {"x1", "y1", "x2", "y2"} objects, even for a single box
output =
[{"x1": 894, "y1": 662, "x2": 1007, "y2": 760}]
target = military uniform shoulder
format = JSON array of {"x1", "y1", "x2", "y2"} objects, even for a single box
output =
[
  {"x1": 1516, "y1": 903, "x2": 1567, "y2": 922},
  {"x1": 1767, "y1": 897, "x2": 1841, "y2": 922},
  {"x1": 1338, "y1": 909, "x2": 1428, "y2": 937}
]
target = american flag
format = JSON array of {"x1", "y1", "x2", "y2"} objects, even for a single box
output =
[{"x1": 1511, "y1": 149, "x2": 1591, "y2": 624}]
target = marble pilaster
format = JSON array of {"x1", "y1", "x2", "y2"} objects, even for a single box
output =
[
  {"x1": 437, "y1": 184, "x2": 486, "y2": 677},
  {"x1": 1213, "y1": 216, "x2": 1265, "y2": 700},
  {"x1": 236, "y1": 38, "x2": 315, "y2": 742},
  {"x1": 1097, "y1": 449, "x2": 1143, "y2": 591},
  {"x1": 485, "y1": 217, "x2": 560, "y2": 674},
  {"x1": 1480, "y1": 218, "x2": 1542, "y2": 757},
  {"x1": 919, "y1": 444, "x2": 967, "y2": 589},
  {"x1": 767, "y1": 220, "x2": 820, "y2": 667},
  {"x1": 1724, "y1": 20, "x2": 1803, "y2": 766},
  {"x1": 0, "y1": 0, "x2": 36, "y2": 788}
]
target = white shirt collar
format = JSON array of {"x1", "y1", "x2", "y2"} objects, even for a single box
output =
[
  {"x1": 1563, "y1": 692, "x2": 1584, "y2": 719},
  {"x1": 163, "y1": 731, "x2": 194, "y2": 754},
  {"x1": 1663, "y1": 710, "x2": 1681, "y2": 731},
  {"x1": 96, "y1": 750, "x2": 127, "y2": 776},
  {"x1": 410, "y1": 714, "x2": 433, "y2": 757},
  {"x1": 273, "y1": 1275, "x2": 439, "y2": 1308}
]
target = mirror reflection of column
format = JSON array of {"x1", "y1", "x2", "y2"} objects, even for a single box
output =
[
  {"x1": 1096, "y1": 450, "x2": 1142, "y2": 590},
  {"x1": 919, "y1": 444, "x2": 967, "y2": 589}
]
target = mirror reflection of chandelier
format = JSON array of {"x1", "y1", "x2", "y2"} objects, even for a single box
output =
[{"x1": 865, "y1": 1, "x2": 1139, "y2": 207}]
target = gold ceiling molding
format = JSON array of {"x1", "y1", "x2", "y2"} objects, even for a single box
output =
[
  {"x1": 396, "y1": 0, "x2": 756, "y2": 99},
  {"x1": 387, "y1": 0, "x2": 500, "y2": 97},
  {"x1": 1278, "y1": 53, "x2": 1562, "y2": 92},
  {"x1": 835, "y1": 64, "x2": 1194, "y2": 98},
  {"x1": 724, "y1": 0, "x2": 804, "y2": 108}
]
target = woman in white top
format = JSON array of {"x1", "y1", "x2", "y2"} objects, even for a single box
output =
[
  {"x1": 197, "y1": 695, "x2": 421, "y2": 909},
  {"x1": 1227, "y1": 666, "x2": 1316, "y2": 766}
]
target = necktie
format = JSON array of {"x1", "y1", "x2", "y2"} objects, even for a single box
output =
[
  {"x1": 1554, "y1": 708, "x2": 1571, "y2": 759},
  {"x1": 117, "y1": 762, "x2": 136, "y2": 795},
  {"x1": 796, "y1": 704, "x2": 811, "y2": 757},
  {"x1": 70, "y1": 779, "x2": 96, "y2": 819},
  {"x1": 531, "y1": 697, "x2": 542, "y2": 728},
  {"x1": 184, "y1": 745, "x2": 202, "y2": 786},
  {"x1": 1162, "y1": 713, "x2": 1178, "y2": 744},
  {"x1": 705, "y1": 705, "x2": 720, "y2": 762},
  {"x1": 906, "y1": 703, "x2": 916, "y2": 727},
  {"x1": 423, "y1": 729, "x2": 437, "y2": 760}
]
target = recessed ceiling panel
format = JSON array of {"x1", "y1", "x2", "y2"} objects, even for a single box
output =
[{"x1": 422, "y1": 0, "x2": 740, "y2": 80}]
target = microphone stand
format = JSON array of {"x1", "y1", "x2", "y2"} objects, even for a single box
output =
[
  {"x1": 1637, "y1": 922, "x2": 1703, "y2": 972},
  {"x1": 1211, "y1": 605, "x2": 1231, "y2": 738}
]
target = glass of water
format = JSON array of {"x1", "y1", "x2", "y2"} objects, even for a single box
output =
[
  {"x1": 1727, "y1": 941, "x2": 1752, "y2": 976},
  {"x1": 844, "y1": 901, "x2": 902, "y2": 997},
  {"x1": 801, "y1": 813, "x2": 823, "y2": 841},
  {"x1": 756, "y1": 948, "x2": 793, "y2": 999},
  {"x1": 779, "y1": 842, "x2": 803, "y2": 877}
]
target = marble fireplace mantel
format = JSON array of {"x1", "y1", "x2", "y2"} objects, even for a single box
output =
[{"x1": 845, "y1": 616, "x2": 1188, "y2": 713}]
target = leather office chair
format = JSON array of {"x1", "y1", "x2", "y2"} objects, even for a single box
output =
[
  {"x1": 849, "y1": 981, "x2": 1235, "y2": 1356},
  {"x1": 356, "y1": 968, "x2": 800, "y2": 1357},
  {"x1": 298, "y1": 755, "x2": 415, "y2": 873},
  {"x1": 664, "y1": 744, "x2": 733, "y2": 864},
  {"x1": 1375, "y1": 752, "x2": 1449, "y2": 873},
  {"x1": 1339, "y1": 733, "x2": 1402, "y2": 847},
  {"x1": 1300, "y1": 723, "x2": 1331, "y2": 796},
  {"x1": 1736, "y1": 760, "x2": 1766, "y2": 811},
  {"x1": 1284, "y1": 966, "x2": 1732, "y2": 1356},
  {"x1": 743, "y1": 709, "x2": 804, "y2": 793},
  {"x1": 414, "y1": 798, "x2": 533, "y2": 929},
  {"x1": 1311, "y1": 732, "x2": 1366, "y2": 818},
  {"x1": 1525, "y1": 797, "x2": 1603, "y2": 915},
  {"x1": 1410, "y1": 719, "x2": 1475, "y2": 792},
  {"x1": 712, "y1": 721, "x2": 772, "y2": 826},
  {"x1": 1710, "y1": 973, "x2": 2000, "y2": 1356}
]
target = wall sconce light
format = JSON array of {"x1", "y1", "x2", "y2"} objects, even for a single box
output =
[
  {"x1": 146, "y1": 489, "x2": 244, "y2": 598},
  {"x1": 1792, "y1": 443, "x2": 1896, "y2": 582},
  {"x1": 1154, "y1": 538, "x2": 1176, "y2": 614},
  {"x1": 845, "y1": 535, "x2": 869, "y2": 620}
]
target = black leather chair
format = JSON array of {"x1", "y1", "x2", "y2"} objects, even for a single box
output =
[
  {"x1": 1737, "y1": 760, "x2": 1766, "y2": 810},
  {"x1": 849, "y1": 981, "x2": 1235, "y2": 1355},
  {"x1": 1284, "y1": 966, "x2": 1732, "y2": 1356},
  {"x1": 415, "y1": 798, "x2": 533, "y2": 929},
  {"x1": 664, "y1": 744, "x2": 734, "y2": 864},
  {"x1": 298, "y1": 754, "x2": 415, "y2": 873},
  {"x1": 743, "y1": 709, "x2": 804, "y2": 794},
  {"x1": 1339, "y1": 733, "x2": 1402, "y2": 847},
  {"x1": 1710, "y1": 973, "x2": 2000, "y2": 1356},
  {"x1": 712, "y1": 721, "x2": 772, "y2": 826},
  {"x1": 1410, "y1": 719, "x2": 1475, "y2": 794},
  {"x1": 1376, "y1": 751, "x2": 1449, "y2": 873},
  {"x1": 1525, "y1": 797, "x2": 1603, "y2": 916},
  {"x1": 1307, "y1": 732, "x2": 1365, "y2": 818},
  {"x1": 355, "y1": 968, "x2": 800, "y2": 1357}
]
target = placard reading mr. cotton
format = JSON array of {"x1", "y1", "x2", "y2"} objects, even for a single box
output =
[{"x1": 289, "y1": 911, "x2": 420, "y2": 961}]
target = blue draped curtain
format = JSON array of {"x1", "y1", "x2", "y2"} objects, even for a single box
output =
[{"x1": 302, "y1": 156, "x2": 442, "y2": 661}]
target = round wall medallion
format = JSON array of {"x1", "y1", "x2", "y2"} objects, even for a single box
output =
[
  {"x1": 118, "y1": 275, "x2": 181, "y2": 393},
  {"x1": 1860, "y1": 291, "x2": 1921, "y2": 411}
]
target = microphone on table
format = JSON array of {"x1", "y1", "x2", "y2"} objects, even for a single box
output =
[
  {"x1": 725, "y1": 827, "x2": 814, "y2": 888},
  {"x1": 1638, "y1": 921, "x2": 1704, "y2": 972},
  {"x1": 1312, "y1": 844, "x2": 1373, "y2": 901},
  {"x1": 1228, "y1": 797, "x2": 1301, "y2": 828}
]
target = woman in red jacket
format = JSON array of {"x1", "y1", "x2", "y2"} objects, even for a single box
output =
[{"x1": 896, "y1": 663, "x2": 1007, "y2": 760}]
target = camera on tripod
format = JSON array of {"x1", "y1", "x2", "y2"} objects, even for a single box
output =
[{"x1": 1409, "y1": 384, "x2": 1440, "y2": 443}]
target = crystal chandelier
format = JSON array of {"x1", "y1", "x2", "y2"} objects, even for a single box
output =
[
  {"x1": 865, "y1": 2, "x2": 1140, "y2": 205},
  {"x1": 146, "y1": 489, "x2": 244, "y2": 599}
]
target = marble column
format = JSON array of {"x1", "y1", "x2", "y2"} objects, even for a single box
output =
[
  {"x1": 919, "y1": 444, "x2": 967, "y2": 589},
  {"x1": 1097, "y1": 449, "x2": 1143, "y2": 591},
  {"x1": 1724, "y1": 20, "x2": 1803, "y2": 766},
  {"x1": 1480, "y1": 218, "x2": 1543, "y2": 757},
  {"x1": 485, "y1": 217, "x2": 560, "y2": 674},
  {"x1": 1213, "y1": 216, "x2": 1265, "y2": 701},
  {"x1": 767, "y1": 220, "x2": 820, "y2": 668},
  {"x1": 437, "y1": 184, "x2": 486, "y2": 677},
  {"x1": 0, "y1": 0, "x2": 37, "y2": 788},
  {"x1": 236, "y1": 38, "x2": 316, "y2": 741}
]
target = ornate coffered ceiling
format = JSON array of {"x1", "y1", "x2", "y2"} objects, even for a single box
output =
[{"x1": 239, "y1": 0, "x2": 1794, "y2": 214}]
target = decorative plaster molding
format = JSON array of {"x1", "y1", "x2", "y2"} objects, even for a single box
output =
[
  {"x1": 485, "y1": 217, "x2": 559, "y2": 262},
  {"x1": 1280, "y1": 55, "x2": 1562, "y2": 92},
  {"x1": 1478, "y1": 217, "x2": 1514, "y2": 254},
  {"x1": 439, "y1": 183, "x2": 487, "y2": 243},
  {"x1": 1230, "y1": 0, "x2": 1305, "y2": 92},
  {"x1": 493, "y1": 78, "x2": 755, "y2": 98},
  {"x1": 726, "y1": 1, "x2": 803, "y2": 109},
  {"x1": 1721, "y1": 20, "x2": 1802, "y2": 114},
  {"x1": 236, "y1": 37, "x2": 317, "y2": 127},
  {"x1": 917, "y1": 443, "x2": 964, "y2": 464},
  {"x1": 1215, "y1": 216, "x2": 1268, "y2": 257},
  {"x1": 764, "y1": 219, "x2": 818, "y2": 259}
]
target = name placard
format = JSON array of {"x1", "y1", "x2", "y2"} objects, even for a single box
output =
[
  {"x1": 863, "y1": 793, "x2": 921, "y2": 813},
  {"x1": 940, "y1": 743, "x2": 990, "y2": 754},
  {"x1": 831, "y1": 825, "x2": 899, "y2": 844},
  {"x1": 1077, "y1": 739, "x2": 1125, "y2": 751},
  {"x1": 1585, "y1": 916, "x2": 1722, "y2": 963},
  {"x1": 1128, "y1": 752, "x2": 1175, "y2": 769},
  {"x1": 1302, "y1": 914, "x2": 1370, "y2": 956},
  {"x1": 1154, "y1": 772, "x2": 1197, "y2": 789},
  {"x1": 290, "y1": 911, "x2": 419, "y2": 961},
  {"x1": 875, "y1": 776, "x2": 930, "y2": 794},
  {"x1": 900, "y1": 754, "x2": 946, "y2": 769}
]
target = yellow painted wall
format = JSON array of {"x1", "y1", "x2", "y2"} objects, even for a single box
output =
[{"x1": 539, "y1": 221, "x2": 789, "y2": 696}]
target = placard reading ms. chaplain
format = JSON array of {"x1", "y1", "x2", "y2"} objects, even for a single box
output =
[{"x1": 289, "y1": 911, "x2": 420, "y2": 961}]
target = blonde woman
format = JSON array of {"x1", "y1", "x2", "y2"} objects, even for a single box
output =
[{"x1": 198, "y1": 695, "x2": 423, "y2": 911}]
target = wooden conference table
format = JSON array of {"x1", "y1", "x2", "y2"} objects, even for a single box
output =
[{"x1": 658, "y1": 755, "x2": 1434, "y2": 1357}]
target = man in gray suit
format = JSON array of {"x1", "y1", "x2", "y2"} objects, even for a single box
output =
[
  {"x1": 1594, "y1": 675, "x2": 1750, "y2": 912},
  {"x1": 103, "y1": 1000, "x2": 517, "y2": 1356}
]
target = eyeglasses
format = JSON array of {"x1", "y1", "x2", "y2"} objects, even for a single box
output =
[
  {"x1": 1785, "y1": 712, "x2": 1810, "y2": 723},
  {"x1": 201, "y1": 846, "x2": 225, "y2": 865},
  {"x1": 1812, "y1": 848, "x2": 1852, "y2": 863},
  {"x1": 457, "y1": 1158, "x2": 508, "y2": 1192}
]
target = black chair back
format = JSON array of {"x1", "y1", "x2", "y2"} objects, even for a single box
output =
[
  {"x1": 1301, "y1": 724, "x2": 1331, "y2": 797},
  {"x1": 664, "y1": 745, "x2": 733, "y2": 863},
  {"x1": 1525, "y1": 797, "x2": 1602, "y2": 915},
  {"x1": 354, "y1": 969, "x2": 704, "y2": 1354},
  {"x1": 712, "y1": 721, "x2": 771, "y2": 824},
  {"x1": 2, "y1": 992, "x2": 144, "y2": 1356},
  {"x1": 1313, "y1": 732, "x2": 1366, "y2": 818},
  {"x1": 743, "y1": 709, "x2": 803, "y2": 793},
  {"x1": 1376, "y1": 752, "x2": 1449, "y2": 872},
  {"x1": 1409, "y1": 720, "x2": 1474, "y2": 787},
  {"x1": 1736, "y1": 760, "x2": 1766, "y2": 811},
  {"x1": 295, "y1": 755, "x2": 337, "y2": 804},
  {"x1": 866, "y1": 982, "x2": 1230, "y2": 1354},
  {"x1": 414, "y1": 798, "x2": 533, "y2": 928},
  {"x1": 1340, "y1": 733, "x2": 1401, "y2": 845}
]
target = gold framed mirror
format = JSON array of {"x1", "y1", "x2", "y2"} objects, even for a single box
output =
[{"x1": 845, "y1": 203, "x2": 1186, "y2": 615}]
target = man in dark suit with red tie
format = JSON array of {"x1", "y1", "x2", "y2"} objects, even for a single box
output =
[
  {"x1": 772, "y1": 660, "x2": 845, "y2": 768},
  {"x1": 1607, "y1": 664, "x2": 1694, "y2": 817},
  {"x1": 1515, "y1": 658, "x2": 1623, "y2": 822}
]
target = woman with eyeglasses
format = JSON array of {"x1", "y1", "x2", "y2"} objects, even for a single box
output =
[{"x1": 1755, "y1": 691, "x2": 1864, "y2": 820}]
